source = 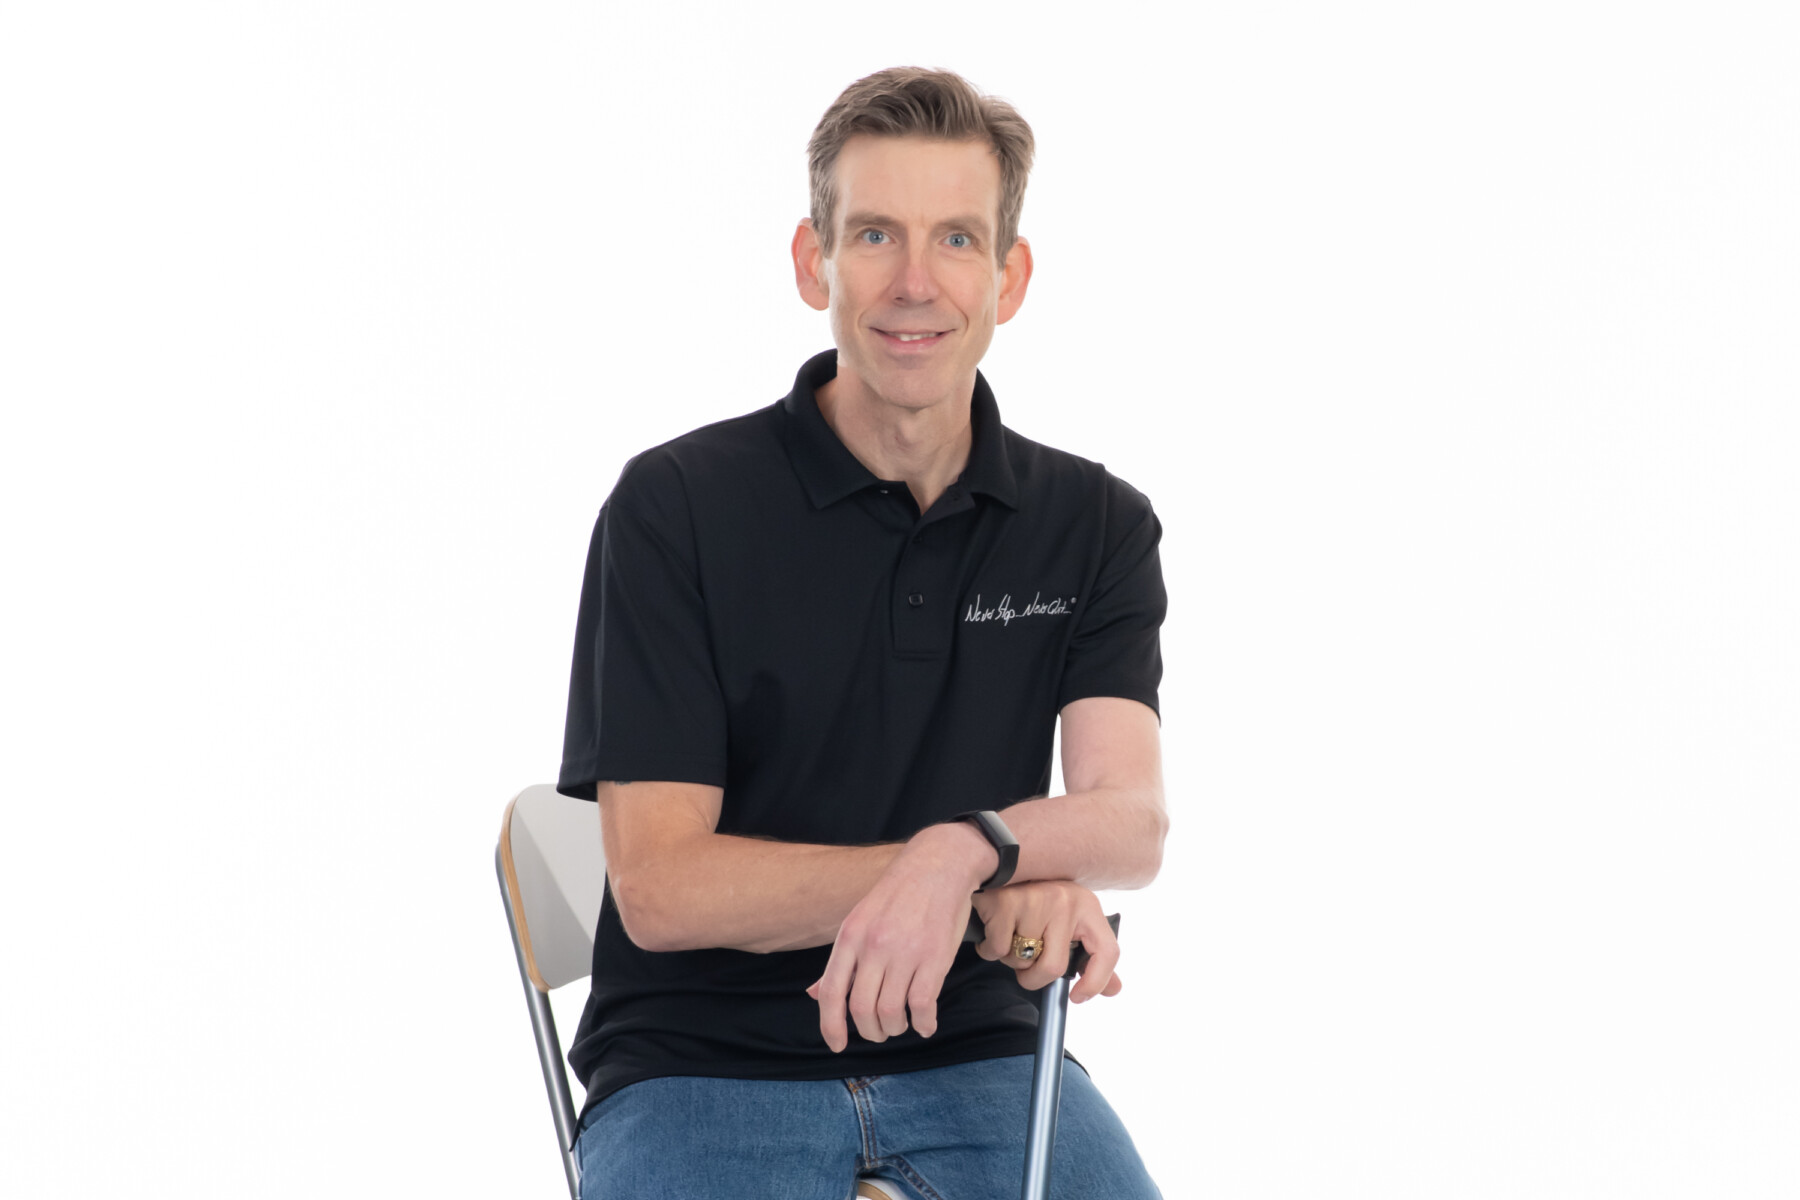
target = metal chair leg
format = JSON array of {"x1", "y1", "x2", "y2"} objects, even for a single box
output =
[{"x1": 498, "y1": 850, "x2": 582, "y2": 1199}]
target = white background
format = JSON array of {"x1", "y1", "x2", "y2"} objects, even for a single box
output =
[{"x1": 4, "y1": 2, "x2": 1796, "y2": 1197}]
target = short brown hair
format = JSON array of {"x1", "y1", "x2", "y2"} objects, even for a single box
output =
[{"x1": 807, "y1": 67, "x2": 1035, "y2": 265}]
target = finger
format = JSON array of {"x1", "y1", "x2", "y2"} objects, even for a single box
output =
[
  {"x1": 1068, "y1": 907, "x2": 1122, "y2": 1002},
  {"x1": 909, "y1": 972, "x2": 940, "y2": 1039},
  {"x1": 847, "y1": 957, "x2": 889, "y2": 1045},
  {"x1": 977, "y1": 909, "x2": 1015, "y2": 962},
  {"x1": 1070, "y1": 924, "x2": 1121, "y2": 1003},
  {"x1": 875, "y1": 963, "x2": 913, "y2": 1040},
  {"x1": 813, "y1": 948, "x2": 856, "y2": 1053},
  {"x1": 908, "y1": 939, "x2": 959, "y2": 1039},
  {"x1": 1019, "y1": 913, "x2": 1075, "y2": 991}
]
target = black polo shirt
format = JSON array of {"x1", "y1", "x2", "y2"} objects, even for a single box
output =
[{"x1": 558, "y1": 348, "x2": 1165, "y2": 1115}]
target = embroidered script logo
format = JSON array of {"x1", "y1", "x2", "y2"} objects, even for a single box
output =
[{"x1": 962, "y1": 592, "x2": 1076, "y2": 626}]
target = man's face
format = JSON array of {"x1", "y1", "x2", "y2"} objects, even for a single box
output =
[{"x1": 793, "y1": 135, "x2": 1031, "y2": 412}]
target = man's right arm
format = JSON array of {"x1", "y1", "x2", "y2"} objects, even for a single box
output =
[{"x1": 599, "y1": 779, "x2": 911, "y2": 954}]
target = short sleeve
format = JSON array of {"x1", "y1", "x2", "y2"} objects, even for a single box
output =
[
  {"x1": 1055, "y1": 476, "x2": 1167, "y2": 718},
  {"x1": 557, "y1": 451, "x2": 729, "y2": 800}
]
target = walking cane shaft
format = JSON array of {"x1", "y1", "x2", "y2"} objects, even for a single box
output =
[
  {"x1": 962, "y1": 910, "x2": 1121, "y2": 1200},
  {"x1": 1021, "y1": 975, "x2": 1073, "y2": 1199}
]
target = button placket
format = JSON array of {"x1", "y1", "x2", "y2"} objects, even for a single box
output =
[
  {"x1": 891, "y1": 489, "x2": 977, "y2": 657},
  {"x1": 892, "y1": 527, "x2": 956, "y2": 657}
]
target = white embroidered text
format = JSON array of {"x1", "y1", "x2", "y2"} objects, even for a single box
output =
[{"x1": 962, "y1": 592, "x2": 1076, "y2": 626}]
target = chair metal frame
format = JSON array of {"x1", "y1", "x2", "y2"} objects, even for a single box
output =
[
  {"x1": 498, "y1": 855, "x2": 582, "y2": 1194},
  {"x1": 497, "y1": 786, "x2": 589, "y2": 1197}
]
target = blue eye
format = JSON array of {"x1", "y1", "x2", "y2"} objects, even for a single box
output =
[
  {"x1": 947, "y1": 233, "x2": 970, "y2": 248},
  {"x1": 861, "y1": 230, "x2": 888, "y2": 245}
]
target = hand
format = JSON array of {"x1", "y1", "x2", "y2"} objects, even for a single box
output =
[
  {"x1": 970, "y1": 880, "x2": 1123, "y2": 1003},
  {"x1": 805, "y1": 825, "x2": 986, "y2": 1052}
]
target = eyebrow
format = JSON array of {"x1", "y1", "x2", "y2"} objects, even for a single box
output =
[{"x1": 842, "y1": 211, "x2": 994, "y2": 241}]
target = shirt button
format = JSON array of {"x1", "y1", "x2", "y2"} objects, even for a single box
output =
[{"x1": 907, "y1": 592, "x2": 925, "y2": 608}]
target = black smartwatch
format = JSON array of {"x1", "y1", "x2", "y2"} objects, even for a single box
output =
[{"x1": 951, "y1": 809, "x2": 1020, "y2": 892}]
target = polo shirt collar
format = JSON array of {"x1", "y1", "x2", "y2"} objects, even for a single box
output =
[{"x1": 779, "y1": 349, "x2": 1020, "y2": 511}]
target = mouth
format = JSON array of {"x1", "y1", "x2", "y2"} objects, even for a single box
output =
[{"x1": 874, "y1": 328, "x2": 951, "y2": 349}]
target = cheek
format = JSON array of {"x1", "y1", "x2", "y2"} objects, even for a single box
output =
[
  {"x1": 962, "y1": 286, "x2": 999, "y2": 327},
  {"x1": 956, "y1": 272, "x2": 1000, "y2": 315},
  {"x1": 826, "y1": 304, "x2": 855, "y2": 349},
  {"x1": 828, "y1": 273, "x2": 872, "y2": 317}
]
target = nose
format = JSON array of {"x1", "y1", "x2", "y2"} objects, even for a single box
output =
[{"x1": 890, "y1": 243, "x2": 941, "y2": 304}]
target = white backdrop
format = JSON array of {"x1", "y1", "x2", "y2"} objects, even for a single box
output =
[{"x1": 4, "y1": 2, "x2": 1796, "y2": 1197}]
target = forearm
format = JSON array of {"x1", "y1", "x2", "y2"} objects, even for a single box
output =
[
  {"x1": 913, "y1": 787, "x2": 1166, "y2": 896},
  {"x1": 1003, "y1": 786, "x2": 1167, "y2": 890},
  {"x1": 615, "y1": 833, "x2": 906, "y2": 954},
  {"x1": 972, "y1": 696, "x2": 1169, "y2": 891}
]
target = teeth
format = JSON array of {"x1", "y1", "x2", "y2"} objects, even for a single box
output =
[{"x1": 891, "y1": 332, "x2": 938, "y2": 342}]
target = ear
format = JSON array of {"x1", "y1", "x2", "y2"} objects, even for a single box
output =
[
  {"x1": 995, "y1": 235, "x2": 1034, "y2": 325},
  {"x1": 792, "y1": 219, "x2": 830, "y2": 312}
]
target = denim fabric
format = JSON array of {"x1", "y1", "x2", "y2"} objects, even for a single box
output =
[{"x1": 574, "y1": 1053, "x2": 1161, "y2": 1200}]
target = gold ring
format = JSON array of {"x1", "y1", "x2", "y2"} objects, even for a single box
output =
[{"x1": 1010, "y1": 934, "x2": 1045, "y2": 962}]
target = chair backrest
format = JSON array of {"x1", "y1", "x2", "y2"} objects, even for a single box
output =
[
  {"x1": 498, "y1": 783, "x2": 605, "y2": 1199},
  {"x1": 500, "y1": 784, "x2": 607, "y2": 991}
]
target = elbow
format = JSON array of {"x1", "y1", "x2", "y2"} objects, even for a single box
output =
[
  {"x1": 608, "y1": 867, "x2": 685, "y2": 953},
  {"x1": 1135, "y1": 793, "x2": 1170, "y2": 887}
]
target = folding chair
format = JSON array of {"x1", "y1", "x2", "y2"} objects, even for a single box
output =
[
  {"x1": 500, "y1": 788, "x2": 1101, "y2": 1200},
  {"x1": 496, "y1": 784, "x2": 908, "y2": 1199}
]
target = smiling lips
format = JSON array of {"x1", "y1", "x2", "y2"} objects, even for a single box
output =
[{"x1": 876, "y1": 328, "x2": 949, "y2": 346}]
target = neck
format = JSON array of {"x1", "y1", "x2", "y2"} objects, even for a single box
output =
[{"x1": 815, "y1": 369, "x2": 975, "y2": 513}]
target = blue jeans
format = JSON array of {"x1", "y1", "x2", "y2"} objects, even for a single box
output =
[{"x1": 574, "y1": 1054, "x2": 1161, "y2": 1200}]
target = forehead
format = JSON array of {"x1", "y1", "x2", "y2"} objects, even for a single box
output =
[{"x1": 831, "y1": 135, "x2": 1001, "y2": 230}]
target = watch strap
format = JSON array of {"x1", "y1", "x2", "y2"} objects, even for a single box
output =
[{"x1": 951, "y1": 809, "x2": 1019, "y2": 892}]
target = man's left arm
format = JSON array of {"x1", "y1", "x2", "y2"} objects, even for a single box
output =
[
  {"x1": 973, "y1": 475, "x2": 1170, "y2": 887},
  {"x1": 810, "y1": 695, "x2": 1165, "y2": 1051}
]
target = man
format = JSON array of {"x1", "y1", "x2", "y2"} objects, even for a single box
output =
[{"x1": 558, "y1": 67, "x2": 1167, "y2": 1199}]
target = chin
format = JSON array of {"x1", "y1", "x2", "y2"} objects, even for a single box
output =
[
  {"x1": 874, "y1": 372, "x2": 953, "y2": 411},
  {"x1": 837, "y1": 341, "x2": 959, "y2": 410}
]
